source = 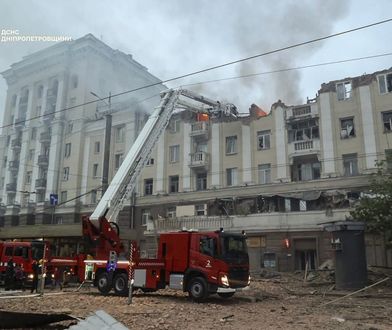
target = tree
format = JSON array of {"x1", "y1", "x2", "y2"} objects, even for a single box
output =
[{"x1": 350, "y1": 162, "x2": 392, "y2": 248}]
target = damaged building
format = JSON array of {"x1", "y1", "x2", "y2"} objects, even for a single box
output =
[{"x1": 133, "y1": 68, "x2": 392, "y2": 272}]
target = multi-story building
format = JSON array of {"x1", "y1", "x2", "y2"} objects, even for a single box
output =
[
  {"x1": 134, "y1": 68, "x2": 392, "y2": 271},
  {"x1": 0, "y1": 34, "x2": 164, "y2": 255}
]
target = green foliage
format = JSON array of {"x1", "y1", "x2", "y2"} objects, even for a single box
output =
[{"x1": 350, "y1": 162, "x2": 392, "y2": 247}]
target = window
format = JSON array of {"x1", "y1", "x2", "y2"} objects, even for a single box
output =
[
  {"x1": 93, "y1": 164, "x2": 99, "y2": 178},
  {"x1": 336, "y1": 81, "x2": 352, "y2": 100},
  {"x1": 169, "y1": 175, "x2": 179, "y2": 193},
  {"x1": 61, "y1": 191, "x2": 67, "y2": 203},
  {"x1": 35, "y1": 106, "x2": 41, "y2": 116},
  {"x1": 14, "y1": 246, "x2": 28, "y2": 258},
  {"x1": 258, "y1": 164, "x2": 271, "y2": 184},
  {"x1": 196, "y1": 172, "x2": 207, "y2": 191},
  {"x1": 340, "y1": 117, "x2": 355, "y2": 138},
  {"x1": 144, "y1": 178, "x2": 153, "y2": 195},
  {"x1": 343, "y1": 153, "x2": 358, "y2": 176},
  {"x1": 31, "y1": 127, "x2": 37, "y2": 140},
  {"x1": 257, "y1": 130, "x2": 271, "y2": 150},
  {"x1": 296, "y1": 162, "x2": 321, "y2": 181},
  {"x1": 115, "y1": 126, "x2": 125, "y2": 143},
  {"x1": 67, "y1": 121, "x2": 73, "y2": 134},
  {"x1": 226, "y1": 136, "x2": 237, "y2": 154},
  {"x1": 199, "y1": 236, "x2": 216, "y2": 256},
  {"x1": 5, "y1": 246, "x2": 13, "y2": 256},
  {"x1": 169, "y1": 119, "x2": 180, "y2": 133},
  {"x1": 169, "y1": 145, "x2": 180, "y2": 163},
  {"x1": 378, "y1": 73, "x2": 392, "y2": 94},
  {"x1": 11, "y1": 95, "x2": 17, "y2": 107},
  {"x1": 69, "y1": 97, "x2": 76, "y2": 107},
  {"x1": 195, "y1": 204, "x2": 206, "y2": 216},
  {"x1": 288, "y1": 119, "x2": 319, "y2": 142},
  {"x1": 226, "y1": 168, "x2": 238, "y2": 186},
  {"x1": 115, "y1": 153, "x2": 123, "y2": 170},
  {"x1": 26, "y1": 171, "x2": 32, "y2": 184},
  {"x1": 54, "y1": 216, "x2": 63, "y2": 225},
  {"x1": 37, "y1": 85, "x2": 43, "y2": 98},
  {"x1": 94, "y1": 141, "x2": 100, "y2": 153},
  {"x1": 71, "y1": 75, "x2": 78, "y2": 89},
  {"x1": 91, "y1": 190, "x2": 97, "y2": 204},
  {"x1": 141, "y1": 209, "x2": 151, "y2": 226},
  {"x1": 64, "y1": 143, "x2": 71, "y2": 158},
  {"x1": 63, "y1": 167, "x2": 70, "y2": 180},
  {"x1": 146, "y1": 158, "x2": 154, "y2": 166},
  {"x1": 383, "y1": 111, "x2": 392, "y2": 132},
  {"x1": 167, "y1": 206, "x2": 176, "y2": 218},
  {"x1": 385, "y1": 149, "x2": 392, "y2": 172},
  {"x1": 28, "y1": 149, "x2": 35, "y2": 161},
  {"x1": 6, "y1": 135, "x2": 10, "y2": 146}
]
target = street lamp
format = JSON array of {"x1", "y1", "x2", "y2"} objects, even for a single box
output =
[{"x1": 90, "y1": 91, "x2": 112, "y2": 195}]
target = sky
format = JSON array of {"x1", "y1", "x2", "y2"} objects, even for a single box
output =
[{"x1": 0, "y1": 0, "x2": 391, "y2": 120}]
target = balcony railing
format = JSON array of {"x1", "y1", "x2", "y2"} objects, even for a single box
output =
[
  {"x1": 287, "y1": 105, "x2": 318, "y2": 120},
  {"x1": 190, "y1": 121, "x2": 209, "y2": 137},
  {"x1": 35, "y1": 178, "x2": 47, "y2": 190},
  {"x1": 6, "y1": 183, "x2": 17, "y2": 192},
  {"x1": 11, "y1": 138, "x2": 21, "y2": 149},
  {"x1": 39, "y1": 132, "x2": 51, "y2": 143},
  {"x1": 294, "y1": 140, "x2": 313, "y2": 151},
  {"x1": 8, "y1": 160, "x2": 19, "y2": 171},
  {"x1": 37, "y1": 155, "x2": 49, "y2": 166},
  {"x1": 189, "y1": 151, "x2": 209, "y2": 168},
  {"x1": 147, "y1": 216, "x2": 233, "y2": 232}
]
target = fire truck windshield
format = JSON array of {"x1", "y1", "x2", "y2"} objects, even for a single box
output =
[
  {"x1": 31, "y1": 242, "x2": 45, "y2": 260},
  {"x1": 220, "y1": 234, "x2": 248, "y2": 263}
]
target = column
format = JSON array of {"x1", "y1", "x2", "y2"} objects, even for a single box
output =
[
  {"x1": 319, "y1": 93, "x2": 336, "y2": 176},
  {"x1": 155, "y1": 134, "x2": 165, "y2": 193},
  {"x1": 274, "y1": 106, "x2": 289, "y2": 181},
  {"x1": 359, "y1": 85, "x2": 377, "y2": 171},
  {"x1": 210, "y1": 122, "x2": 220, "y2": 188},
  {"x1": 241, "y1": 124, "x2": 252, "y2": 184},
  {"x1": 182, "y1": 123, "x2": 191, "y2": 191}
]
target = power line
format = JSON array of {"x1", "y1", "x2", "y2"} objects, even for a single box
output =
[{"x1": 2, "y1": 18, "x2": 392, "y2": 130}]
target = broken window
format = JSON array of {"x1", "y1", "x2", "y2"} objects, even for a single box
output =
[
  {"x1": 226, "y1": 168, "x2": 238, "y2": 186},
  {"x1": 378, "y1": 73, "x2": 392, "y2": 94},
  {"x1": 383, "y1": 111, "x2": 392, "y2": 132},
  {"x1": 343, "y1": 153, "x2": 358, "y2": 176},
  {"x1": 288, "y1": 119, "x2": 319, "y2": 143},
  {"x1": 258, "y1": 164, "x2": 271, "y2": 184},
  {"x1": 340, "y1": 117, "x2": 355, "y2": 138},
  {"x1": 257, "y1": 130, "x2": 271, "y2": 150},
  {"x1": 336, "y1": 81, "x2": 352, "y2": 100},
  {"x1": 226, "y1": 136, "x2": 237, "y2": 154},
  {"x1": 144, "y1": 178, "x2": 153, "y2": 195},
  {"x1": 295, "y1": 162, "x2": 320, "y2": 181},
  {"x1": 141, "y1": 209, "x2": 151, "y2": 226}
]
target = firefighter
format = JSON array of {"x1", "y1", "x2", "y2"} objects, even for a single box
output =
[
  {"x1": 53, "y1": 267, "x2": 63, "y2": 290},
  {"x1": 31, "y1": 259, "x2": 40, "y2": 293},
  {"x1": 4, "y1": 258, "x2": 15, "y2": 291},
  {"x1": 14, "y1": 264, "x2": 25, "y2": 290}
]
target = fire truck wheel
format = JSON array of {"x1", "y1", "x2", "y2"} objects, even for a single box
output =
[
  {"x1": 218, "y1": 292, "x2": 235, "y2": 299},
  {"x1": 113, "y1": 273, "x2": 128, "y2": 296},
  {"x1": 188, "y1": 277, "x2": 208, "y2": 302},
  {"x1": 97, "y1": 272, "x2": 112, "y2": 295}
]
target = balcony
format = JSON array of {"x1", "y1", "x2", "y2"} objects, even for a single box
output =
[
  {"x1": 13, "y1": 117, "x2": 26, "y2": 130},
  {"x1": 190, "y1": 121, "x2": 209, "y2": 139},
  {"x1": 6, "y1": 183, "x2": 17, "y2": 193},
  {"x1": 37, "y1": 155, "x2": 49, "y2": 167},
  {"x1": 286, "y1": 104, "x2": 318, "y2": 121},
  {"x1": 11, "y1": 138, "x2": 21, "y2": 150},
  {"x1": 8, "y1": 160, "x2": 19, "y2": 172},
  {"x1": 35, "y1": 178, "x2": 47, "y2": 190},
  {"x1": 189, "y1": 151, "x2": 209, "y2": 169},
  {"x1": 288, "y1": 139, "x2": 320, "y2": 159},
  {"x1": 39, "y1": 131, "x2": 51, "y2": 144}
]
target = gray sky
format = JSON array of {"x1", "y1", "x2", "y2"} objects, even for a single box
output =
[{"x1": 0, "y1": 0, "x2": 391, "y2": 120}]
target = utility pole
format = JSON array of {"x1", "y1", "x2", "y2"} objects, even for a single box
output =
[{"x1": 90, "y1": 92, "x2": 112, "y2": 195}]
